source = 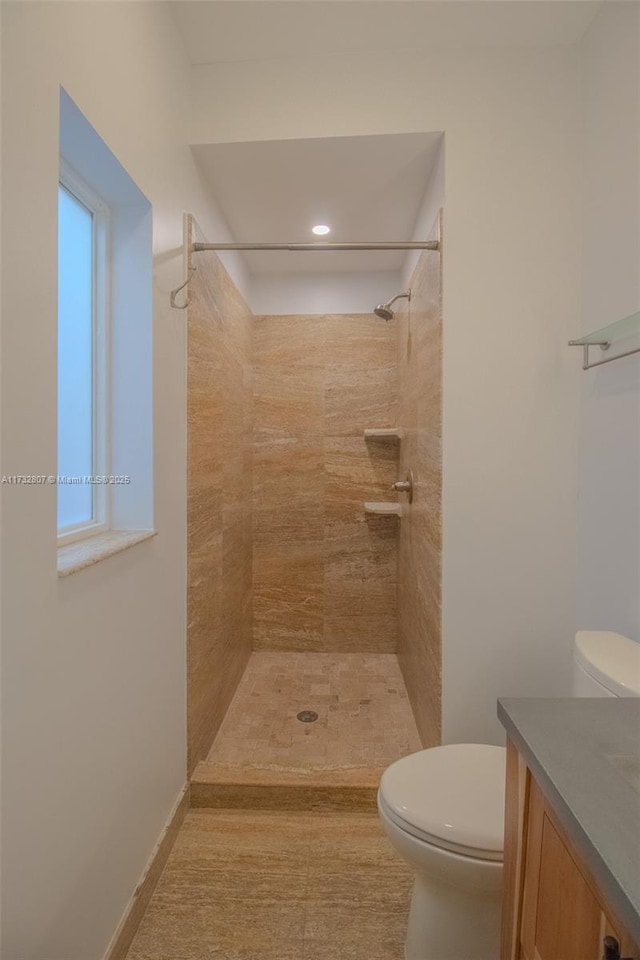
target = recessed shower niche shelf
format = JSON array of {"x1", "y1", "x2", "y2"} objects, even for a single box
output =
[
  {"x1": 364, "y1": 428, "x2": 403, "y2": 442},
  {"x1": 364, "y1": 501, "x2": 402, "y2": 518},
  {"x1": 569, "y1": 310, "x2": 640, "y2": 370}
]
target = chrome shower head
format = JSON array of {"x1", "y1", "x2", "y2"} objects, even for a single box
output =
[
  {"x1": 373, "y1": 289, "x2": 411, "y2": 321},
  {"x1": 374, "y1": 304, "x2": 395, "y2": 321}
]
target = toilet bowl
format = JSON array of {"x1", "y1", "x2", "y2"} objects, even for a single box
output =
[
  {"x1": 378, "y1": 743, "x2": 505, "y2": 960},
  {"x1": 379, "y1": 631, "x2": 640, "y2": 960}
]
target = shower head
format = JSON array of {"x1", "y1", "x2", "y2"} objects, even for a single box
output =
[{"x1": 373, "y1": 289, "x2": 411, "y2": 321}]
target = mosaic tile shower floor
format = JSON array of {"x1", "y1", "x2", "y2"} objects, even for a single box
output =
[{"x1": 205, "y1": 652, "x2": 422, "y2": 773}]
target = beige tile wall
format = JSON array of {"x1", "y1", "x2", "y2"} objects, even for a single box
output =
[
  {"x1": 187, "y1": 218, "x2": 253, "y2": 774},
  {"x1": 396, "y1": 216, "x2": 443, "y2": 746},
  {"x1": 253, "y1": 314, "x2": 398, "y2": 652}
]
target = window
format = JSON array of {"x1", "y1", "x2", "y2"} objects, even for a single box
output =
[
  {"x1": 57, "y1": 162, "x2": 109, "y2": 542},
  {"x1": 56, "y1": 90, "x2": 153, "y2": 573}
]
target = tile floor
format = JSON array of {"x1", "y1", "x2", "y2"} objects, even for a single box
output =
[
  {"x1": 126, "y1": 808, "x2": 413, "y2": 960},
  {"x1": 204, "y1": 652, "x2": 422, "y2": 773}
]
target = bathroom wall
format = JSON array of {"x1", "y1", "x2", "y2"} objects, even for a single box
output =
[
  {"x1": 190, "y1": 42, "x2": 582, "y2": 744},
  {"x1": 402, "y1": 138, "x2": 445, "y2": 289},
  {"x1": 396, "y1": 214, "x2": 443, "y2": 748},
  {"x1": 0, "y1": 4, "x2": 242, "y2": 958},
  {"x1": 253, "y1": 313, "x2": 398, "y2": 651},
  {"x1": 250, "y1": 271, "x2": 402, "y2": 316},
  {"x1": 576, "y1": 2, "x2": 640, "y2": 641},
  {"x1": 187, "y1": 218, "x2": 253, "y2": 775}
]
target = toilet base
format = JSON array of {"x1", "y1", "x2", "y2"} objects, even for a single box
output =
[{"x1": 405, "y1": 873, "x2": 502, "y2": 960}]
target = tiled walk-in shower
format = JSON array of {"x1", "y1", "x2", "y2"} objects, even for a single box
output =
[{"x1": 186, "y1": 213, "x2": 442, "y2": 789}]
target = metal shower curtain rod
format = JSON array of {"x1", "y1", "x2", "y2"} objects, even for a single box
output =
[
  {"x1": 170, "y1": 236, "x2": 441, "y2": 308},
  {"x1": 192, "y1": 240, "x2": 440, "y2": 252}
]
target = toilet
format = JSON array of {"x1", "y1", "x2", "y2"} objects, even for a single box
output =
[
  {"x1": 572, "y1": 630, "x2": 640, "y2": 697},
  {"x1": 378, "y1": 631, "x2": 640, "y2": 960}
]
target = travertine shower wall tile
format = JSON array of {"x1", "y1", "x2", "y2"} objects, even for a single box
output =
[
  {"x1": 187, "y1": 217, "x2": 253, "y2": 775},
  {"x1": 325, "y1": 517, "x2": 397, "y2": 653},
  {"x1": 325, "y1": 436, "x2": 396, "y2": 520},
  {"x1": 253, "y1": 436, "x2": 324, "y2": 544},
  {"x1": 395, "y1": 213, "x2": 443, "y2": 747},
  {"x1": 254, "y1": 371, "x2": 324, "y2": 437},
  {"x1": 253, "y1": 543, "x2": 324, "y2": 651},
  {"x1": 324, "y1": 315, "x2": 397, "y2": 437},
  {"x1": 253, "y1": 315, "x2": 397, "y2": 652}
]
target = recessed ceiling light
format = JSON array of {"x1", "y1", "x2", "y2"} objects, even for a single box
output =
[{"x1": 312, "y1": 224, "x2": 330, "y2": 236}]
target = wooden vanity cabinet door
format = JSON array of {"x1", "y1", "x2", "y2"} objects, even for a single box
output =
[
  {"x1": 534, "y1": 814, "x2": 602, "y2": 959},
  {"x1": 502, "y1": 743, "x2": 640, "y2": 960},
  {"x1": 520, "y1": 779, "x2": 603, "y2": 960}
]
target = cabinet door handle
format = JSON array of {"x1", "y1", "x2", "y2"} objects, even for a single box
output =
[{"x1": 603, "y1": 935, "x2": 634, "y2": 960}]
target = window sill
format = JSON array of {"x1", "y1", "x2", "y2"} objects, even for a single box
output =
[{"x1": 57, "y1": 529, "x2": 156, "y2": 578}]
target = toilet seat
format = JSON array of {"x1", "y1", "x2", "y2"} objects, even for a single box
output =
[{"x1": 378, "y1": 744, "x2": 506, "y2": 862}]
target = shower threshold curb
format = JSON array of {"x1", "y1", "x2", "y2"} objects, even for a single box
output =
[{"x1": 190, "y1": 761, "x2": 382, "y2": 812}]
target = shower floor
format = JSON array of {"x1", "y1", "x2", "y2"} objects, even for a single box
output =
[{"x1": 204, "y1": 652, "x2": 421, "y2": 774}]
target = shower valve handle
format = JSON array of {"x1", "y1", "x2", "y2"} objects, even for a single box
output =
[
  {"x1": 392, "y1": 480, "x2": 411, "y2": 493},
  {"x1": 392, "y1": 471, "x2": 414, "y2": 504}
]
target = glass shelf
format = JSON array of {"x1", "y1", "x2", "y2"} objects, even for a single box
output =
[
  {"x1": 569, "y1": 310, "x2": 640, "y2": 370},
  {"x1": 570, "y1": 310, "x2": 640, "y2": 346}
]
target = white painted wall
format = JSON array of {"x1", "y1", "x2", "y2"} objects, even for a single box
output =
[
  {"x1": 402, "y1": 135, "x2": 446, "y2": 288},
  {"x1": 250, "y1": 270, "x2": 402, "y2": 316},
  {"x1": 576, "y1": 3, "x2": 640, "y2": 641},
  {"x1": 191, "y1": 44, "x2": 582, "y2": 744},
  {"x1": 0, "y1": 4, "x2": 244, "y2": 957}
]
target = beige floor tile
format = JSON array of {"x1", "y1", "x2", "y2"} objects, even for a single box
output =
[
  {"x1": 306, "y1": 815, "x2": 412, "y2": 907},
  {"x1": 302, "y1": 903, "x2": 407, "y2": 960},
  {"x1": 126, "y1": 811, "x2": 411, "y2": 960},
  {"x1": 127, "y1": 901, "x2": 306, "y2": 960},
  {"x1": 161, "y1": 809, "x2": 312, "y2": 892}
]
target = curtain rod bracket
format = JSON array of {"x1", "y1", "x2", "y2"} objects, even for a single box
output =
[{"x1": 170, "y1": 266, "x2": 196, "y2": 310}]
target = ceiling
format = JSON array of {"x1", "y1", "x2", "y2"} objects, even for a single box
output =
[
  {"x1": 171, "y1": 1, "x2": 601, "y2": 66},
  {"x1": 192, "y1": 132, "x2": 443, "y2": 275},
  {"x1": 177, "y1": 1, "x2": 601, "y2": 279}
]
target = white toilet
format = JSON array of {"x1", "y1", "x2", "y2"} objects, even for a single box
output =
[
  {"x1": 572, "y1": 630, "x2": 640, "y2": 697},
  {"x1": 378, "y1": 631, "x2": 640, "y2": 960}
]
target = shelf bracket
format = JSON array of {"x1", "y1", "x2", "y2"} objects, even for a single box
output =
[
  {"x1": 568, "y1": 338, "x2": 640, "y2": 370},
  {"x1": 568, "y1": 339, "x2": 611, "y2": 370},
  {"x1": 568, "y1": 310, "x2": 640, "y2": 369}
]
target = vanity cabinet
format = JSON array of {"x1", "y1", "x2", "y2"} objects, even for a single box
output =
[{"x1": 501, "y1": 740, "x2": 639, "y2": 960}]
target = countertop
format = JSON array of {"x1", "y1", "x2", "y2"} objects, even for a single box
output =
[{"x1": 498, "y1": 698, "x2": 640, "y2": 945}]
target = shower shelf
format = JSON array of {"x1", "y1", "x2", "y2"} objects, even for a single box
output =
[
  {"x1": 568, "y1": 310, "x2": 640, "y2": 370},
  {"x1": 364, "y1": 501, "x2": 402, "y2": 518},
  {"x1": 364, "y1": 428, "x2": 403, "y2": 442}
]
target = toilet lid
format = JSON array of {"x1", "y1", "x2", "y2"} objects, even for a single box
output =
[{"x1": 379, "y1": 744, "x2": 506, "y2": 861}]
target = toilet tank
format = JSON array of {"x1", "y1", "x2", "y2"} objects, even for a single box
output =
[{"x1": 572, "y1": 631, "x2": 640, "y2": 697}]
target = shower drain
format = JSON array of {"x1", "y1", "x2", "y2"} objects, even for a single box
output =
[{"x1": 297, "y1": 710, "x2": 319, "y2": 723}]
